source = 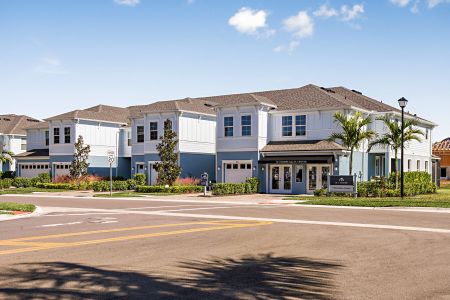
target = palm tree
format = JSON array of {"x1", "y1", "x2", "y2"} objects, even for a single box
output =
[
  {"x1": 368, "y1": 115, "x2": 424, "y2": 189},
  {"x1": 329, "y1": 111, "x2": 376, "y2": 175}
]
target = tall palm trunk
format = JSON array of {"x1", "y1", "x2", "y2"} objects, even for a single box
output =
[
  {"x1": 349, "y1": 148, "x2": 354, "y2": 175},
  {"x1": 394, "y1": 149, "x2": 399, "y2": 189}
]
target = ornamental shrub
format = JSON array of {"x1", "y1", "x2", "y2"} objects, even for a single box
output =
[
  {"x1": 0, "y1": 178, "x2": 13, "y2": 189},
  {"x1": 136, "y1": 185, "x2": 203, "y2": 194},
  {"x1": 12, "y1": 177, "x2": 34, "y2": 188},
  {"x1": 133, "y1": 174, "x2": 146, "y2": 186},
  {"x1": 36, "y1": 173, "x2": 51, "y2": 183},
  {"x1": 245, "y1": 177, "x2": 259, "y2": 193}
]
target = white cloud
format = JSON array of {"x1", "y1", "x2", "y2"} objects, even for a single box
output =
[
  {"x1": 228, "y1": 7, "x2": 270, "y2": 35},
  {"x1": 340, "y1": 4, "x2": 364, "y2": 21},
  {"x1": 390, "y1": 0, "x2": 412, "y2": 6},
  {"x1": 114, "y1": 0, "x2": 140, "y2": 7},
  {"x1": 34, "y1": 58, "x2": 68, "y2": 74},
  {"x1": 313, "y1": 4, "x2": 338, "y2": 18},
  {"x1": 427, "y1": 0, "x2": 450, "y2": 7},
  {"x1": 187, "y1": 0, "x2": 195, "y2": 4},
  {"x1": 273, "y1": 41, "x2": 300, "y2": 54},
  {"x1": 283, "y1": 11, "x2": 314, "y2": 38},
  {"x1": 411, "y1": 0, "x2": 420, "y2": 12}
]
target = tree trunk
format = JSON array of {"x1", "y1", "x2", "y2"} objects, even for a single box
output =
[
  {"x1": 394, "y1": 150, "x2": 399, "y2": 190},
  {"x1": 349, "y1": 149, "x2": 354, "y2": 175}
]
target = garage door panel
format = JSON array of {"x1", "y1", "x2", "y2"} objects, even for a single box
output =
[
  {"x1": 224, "y1": 162, "x2": 252, "y2": 183},
  {"x1": 19, "y1": 164, "x2": 50, "y2": 178}
]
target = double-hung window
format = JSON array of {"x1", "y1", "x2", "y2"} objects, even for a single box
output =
[
  {"x1": 45, "y1": 131, "x2": 49, "y2": 146},
  {"x1": 53, "y1": 128, "x2": 60, "y2": 144},
  {"x1": 282, "y1": 116, "x2": 292, "y2": 137},
  {"x1": 295, "y1": 115, "x2": 306, "y2": 136},
  {"x1": 241, "y1": 115, "x2": 251, "y2": 136},
  {"x1": 64, "y1": 127, "x2": 71, "y2": 144},
  {"x1": 150, "y1": 122, "x2": 158, "y2": 140},
  {"x1": 137, "y1": 126, "x2": 144, "y2": 143},
  {"x1": 20, "y1": 138, "x2": 26, "y2": 151},
  {"x1": 417, "y1": 160, "x2": 421, "y2": 171},
  {"x1": 224, "y1": 116, "x2": 234, "y2": 137}
]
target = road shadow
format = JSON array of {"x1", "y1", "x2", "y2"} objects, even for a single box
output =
[{"x1": 0, "y1": 253, "x2": 342, "y2": 299}]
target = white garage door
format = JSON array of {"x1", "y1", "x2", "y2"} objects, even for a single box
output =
[
  {"x1": 224, "y1": 162, "x2": 252, "y2": 183},
  {"x1": 19, "y1": 164, "x2": 50, "y2": 178},
  {"x1": 54, "y1": 163, "x2": 71, "y2": 178}
]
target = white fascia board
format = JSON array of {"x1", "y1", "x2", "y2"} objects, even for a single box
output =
[
  {"x1": 261, "y1": 150, "x2": 348, "y2": 156},
  {"x1": 371, "y1": 111, "x2": 437, "y2": 127}
]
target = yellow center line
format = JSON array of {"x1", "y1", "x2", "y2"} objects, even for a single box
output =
[
  {"x1": 7, "y1": 220, "x2": 248, "y2": 242},
  {"x1": 0, "y1": 220, "x2": 272, "y2": 256}
]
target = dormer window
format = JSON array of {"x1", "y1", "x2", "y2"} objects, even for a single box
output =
[
  {"x1": 282, "y1": 116, "x2": 292, "y2": 136},
  {"x1": 224, "y1": 116, "x2": 234, "y2": 137}
]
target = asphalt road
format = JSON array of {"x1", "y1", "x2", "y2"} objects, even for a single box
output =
[{"x1": 0, "y1": 194, "x2": 449, "y2": 300}]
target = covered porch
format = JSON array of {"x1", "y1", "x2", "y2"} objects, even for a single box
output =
[{"x1": 258, "y1": 140, "x2": 346, "y2": 194}]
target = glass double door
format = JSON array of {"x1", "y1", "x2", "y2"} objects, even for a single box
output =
[
  {"x1": 307, "y1": 164, "x2": 331, "y2": 193},
  {"x1": 270, "y1": 165, "x2": 292, "y2": 193}
]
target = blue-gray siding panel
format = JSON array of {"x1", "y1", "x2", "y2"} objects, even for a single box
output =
[{"x1": 179, "y1": 153, "x2": 216, "y2": 181}]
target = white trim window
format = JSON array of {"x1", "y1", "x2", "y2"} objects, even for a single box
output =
[
  {"x1": 149, "y1": 122, "x2": 158, "y2": 140},
  {"x1": 425, "y1": 160, "x2": 428, "y2": 171},
  {"x1": 224, "y1": 116, "x2": 234, "y2": 137},
  {"x1": 407, "y1": 159, "x2": 411, "y2": 172},
  {"x1": 127, "y1": 131, "x2": 131, "y2": 146},
  {"x1": 417, "y1": 160, "x2": 420, "y2": 171},
  {"x1": 241, "y1": 115, "x2": 251, "y2": 136},
  {"x1": 45, "y1": 130, "x2": 49, "y2": 146},
  {"x1": 64, "y1": 127, "x2": 71, "y2": 144},
  {"x1": 282, "y1": 116, "x2": 292, "y2": 137},
  {"x1": 53, "y1": 128, "x2": 60, "y2": 144},
  {"x1": 20, "y1": 138, "x2": 26, "y2": 151},
  {"x1": 295, "y1": 115, "x2": 306, "y2": 136},
  {"x1": 137, "y1": 126, "x2": 144, "y2": 143}
]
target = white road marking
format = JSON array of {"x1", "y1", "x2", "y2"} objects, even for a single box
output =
[
  {"x1": 40, "y1": 221, "x2": 83, "y2": 228},
  {"x1": 149, "y1": 212, "x2": 450, "y2": 234},
  {"x1": 5, "y1": 194, "x2": 450, "y2": 214}
]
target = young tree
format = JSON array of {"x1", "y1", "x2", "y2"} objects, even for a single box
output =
[
  {"x1": 70, "y1": 135, "x2": 91, "y2": 178},
  {"x1": 154, "y1": 119, "x2": 181, "y2": 185},
  {"x1": 368, "y1": 115, "x2": 424, "y2": 189},
  {"x1": 329, "y1": 111, "x2": 376, "y2": 175},
  {"x1": 0, "y1": 145, "x2": 14, "y2": 168}
]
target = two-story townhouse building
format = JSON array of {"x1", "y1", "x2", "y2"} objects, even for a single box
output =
[
  {"x1": 14, "y1": 121, "x2": 51, "y2": 178},
  {"x1": 130, "y1": 98, "x2": 217, "y2": 185},
  {"x1": 209, "y1": 84, "x2": 435, "y2": 194},
  {"x1": 15, "y1": 105, "x2": 136, "y2": 179},
  {"x1": 0, "y1": 114, "x2": 41, "y2": 173}
]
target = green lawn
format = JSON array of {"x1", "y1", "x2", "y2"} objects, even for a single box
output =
[
  {"x1": 0, "y1": 188, "x2": 70, "y2": 195},
  {"x1": 287, "y1": 185, "x2": 450, "y2": 208},
  {"x1": 93, "y1": 191, "x2": 176, "y2": 198},
  {"x1": 0, "y1": 202, "x2": 36, "y2": 212}
]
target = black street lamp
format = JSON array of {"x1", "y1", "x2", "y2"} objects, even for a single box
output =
[{"x1": 398, "y1": 97, "x2": 408, "y2": 198}]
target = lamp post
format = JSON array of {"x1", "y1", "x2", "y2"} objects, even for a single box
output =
[{"x1": 398, "y1": 97, "x2": 408, "y2": 199}]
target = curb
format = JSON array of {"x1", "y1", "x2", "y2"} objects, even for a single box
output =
[{"x1": 0, "y1": 206, "x2": 42, "y2": 222}]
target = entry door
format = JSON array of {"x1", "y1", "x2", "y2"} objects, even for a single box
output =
[
  {"x1": 270, "y1": 165, "x2": 292, "y2": 193},
  {"x1": 307, "y1": 165, "x2": 331, "y2": 193},
  {"x1": 149, "y1": 163, "x2": 158, "y2": 185}
]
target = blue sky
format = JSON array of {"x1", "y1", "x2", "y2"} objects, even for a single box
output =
[{"x1": 1, "y1": 0, "x2": 449, "y2": 140}]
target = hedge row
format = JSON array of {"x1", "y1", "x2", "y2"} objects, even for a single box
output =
[
  {"x1": 212, "y1": 178, "x2": 260, "y2": 196},
  {"x1": 136, "y1": 185, "x2": 203, "y2": 193},
  {"x1": 357, "y1": 172, "x2": 436, "y2": 197},
  {"x1": 92, "y1": 180, "x2": 135, "y2": 192},
  {"x1": 35, "y1": 183, "x2": 78, "y2": 190},
  {"x1": 0, "y1": 173, "x2": 52, "y2": 189}
]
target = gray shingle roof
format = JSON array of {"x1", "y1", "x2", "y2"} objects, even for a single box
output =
[
  {"x1": 45, "y1": 105, "x2": 133, "y2": 124},
  {"x1": 0, "y1": 115, "x2": 42, "y2": 135},
  {"x1": 130, "y1": 98, "x2": 217, "y2": 118},
  {"x1": 261, "y1": 140, "x2": 345, "y2": 153},
  {"x1": 25, "y1": 121, "x2": 49, "y2": 130},
  {"x1": 14, "y1": 148, "x2": 49, "y2": 158}
]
